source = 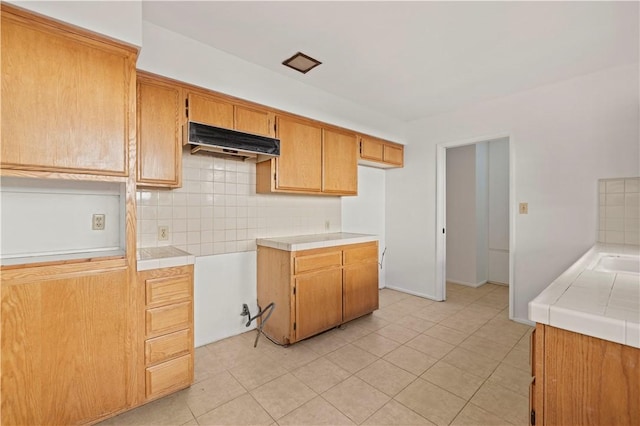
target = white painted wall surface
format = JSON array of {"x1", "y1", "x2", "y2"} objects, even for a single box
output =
[
  {"x1": 488, "y1": 139, "x2": 510, "y2": 284},
  {"x1": 386, "y1": 64, "x2": 639, "y2": 322},
  {"x1": 342, "y1": 166, "x2": 386, "y2": 288},
  {"x1": 475, "y1": 142, "x2": 489, "y2": 285},
  {"x1": 8, "y1": 1, "x2": 143, "y2": 46},
  {"x1": 446, "y1": 145, "x2": 478, "y2": 285},
  {"x1": 194, "y1": 252, "x2": 258, "y2": 347}
]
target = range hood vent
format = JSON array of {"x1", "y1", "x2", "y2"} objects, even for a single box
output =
[{"x1": 185, "y1": 121, "x2": 280, "y2": 162}]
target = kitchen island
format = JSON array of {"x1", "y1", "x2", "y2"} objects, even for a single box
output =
[
  {"x1": 528, "y1": 243, "x2": 639, "y2": 426},
  {"x1": 257, "y1": 233, "x2": 379, "y2": 345}
]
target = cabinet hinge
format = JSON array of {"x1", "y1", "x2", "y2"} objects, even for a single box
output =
[
  {"x1": 185, "y1": 98, "x2": 189, "y2": 118},
  {"x1": 359, "y1": 141, "x2": 362, "y2": 154},
  {"x1": 293, "y1": 322, "x2": 296, "y2": 331},
  {"x1": 293, "y1": 286, "x2": 296, "y2": 295},
  {"x1": 274, "y1": 171, "x2": 277, "y2": 182},
  {"x1": 530, "y1": 409, "x2": 536, "y2": 425}
]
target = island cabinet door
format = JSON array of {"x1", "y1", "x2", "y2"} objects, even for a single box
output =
[
  {"x1": 294, "y1": 268, "x2": 342, "y2": 341},
  {"x1": 342, "y1": 262, "x2": 379, "y2": 322}
]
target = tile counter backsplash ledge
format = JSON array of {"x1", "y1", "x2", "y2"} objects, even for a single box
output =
[
  {"x1": 257, "y1": 232, "x2": 378, "y2": 251},
  {"x1": 137, "y1": 246, "x2": 195, "y2": 271}
]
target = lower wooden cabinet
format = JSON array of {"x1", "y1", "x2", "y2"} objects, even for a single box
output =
[
  {"x1": 531, "y1": 324, "x2": 640, "y2": 426},
  {"x1": 138, "y1": 265, "x2": 194, "y2": 402},
  {"x1": 257, "y1": 241, "x2": 379, "y2": 345}
]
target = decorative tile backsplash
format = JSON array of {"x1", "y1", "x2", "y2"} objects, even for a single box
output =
[
  {"x1": 137, "y1": 149, "x2": 342, "y2": 256},
  {"x1": 598, "y1": 177, "x2": 639, "y2": 245}
]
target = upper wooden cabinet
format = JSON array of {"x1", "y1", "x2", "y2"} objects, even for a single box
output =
[
  {"x1": 359, "y1": 135, "x2": 404, "y2": 168},
  {"x1": 0, "y1": 4, "x2": 137, "y2": 176},
  {"x1": 256, "y1": 116, "x2": 358, "y2": 196},
  {"x1": 186, "y1": 91, "x2": 275, "y2": 138},
  {"x1": 137, "y1": 73, "x2": 183, "y2": 188}
]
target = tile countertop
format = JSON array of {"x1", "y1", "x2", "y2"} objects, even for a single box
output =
[
  {"x1": 529, "y1": 243, "x2": 640, "y2": 348},
  {"x1": 256, "y1": 232, "x2": 378, "y2": 252},
  {"x1": 137, "y1": 246, "x2": 195, "y2": 271}
]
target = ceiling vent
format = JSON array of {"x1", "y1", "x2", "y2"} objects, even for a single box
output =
[{"x1": 282, "y1": 52, "x2": 322, "y2": 74}]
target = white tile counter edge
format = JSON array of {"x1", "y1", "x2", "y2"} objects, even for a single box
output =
[
  {"x1": 256, "y1": 232, "x2": 378, "y2": 251},
  {"x1": 528, "y1": 243, "x2": 639, "y2": 348},
  {"x1": 137, "y1": 246, "x2": 195, "y2": 271}
]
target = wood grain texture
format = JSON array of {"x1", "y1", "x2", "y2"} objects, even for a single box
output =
[
  {"x1": 145, "y1": 354, "x2": 192, "y2": 400},
  {"x1": 543, "y1": 325, "x2": 639, "y2": 426},
  {"x1": 145, "y1": 273, "x2": 192, "y2": 307},
  {"x1": 383, "y1": 144, "x2": 404, "y2": 166},
  {"x1": 360, "y1": 136, "x2": 384, "y2": 162},
  {"x1": 359, "y1": 135, "x2": 404, "y2": 169},
  {"x1": 275, "y1": 116, "x2": 323, "y2": 192},
  {"x1": 343, "y1": 262, "x2": 379, "y2": 322},
  {"x1": 1, "y1": 4, "x2": 136, "y2": 176},
  {"x1": 343, "y1": 243, "x2": 379, "y2": 265},
  {"x1": 531, "y1": 324, "x2": 545, "y2": 426},
  {"x1": 1, "y1": 268, "x2": 129, "y2": 425},
  {"x1": 323, "y1": 128, "x2": 358, "y2": 195},
  {"x1": 137, "y1": 73, "x2": 182, "y2": 188},
  {"x1": 188, "y1": 92, "x2": 234, "y2": 129},
  {"x1": 235, "y1": 105, "x2": 275, "y2": 137},
  {"x1": 257, "y1": 246, "x2": 294, "y2": 345},
  {"x1": 295, "y1": 268, "x2": 343, "y2": 341},
  {"x1": 145, "y1": 329, "x2": 191, "y2": 366},
  {"x1": 294, "y1": 251, "x2": 342, "y2": 274},
  {"x1": 145, "y1": 301, "x2": 192, "y2": 339}
]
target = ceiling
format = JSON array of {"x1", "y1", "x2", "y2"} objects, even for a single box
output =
[{"x1": 142, "y1": 1, "x2": 639, "y2": 122}]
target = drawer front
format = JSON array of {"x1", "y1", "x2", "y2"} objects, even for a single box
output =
[
  {"x1": 294, "y1": 251, "x2": 342, "y2": 274},
  {"x1": 145, "y1": 329, "x2": 191, "y2": 366},
  {"x1": 343, "y1": 244, "x2": 378, "y2": 265},
  {"x1": 145, "y1": 354, "x2": 192, "y2": 399},
  {"x1": 146, "y1": 274, "x2": 191, "y2": 306},
  {"x1": 146, "y1": 301, "x2": 191, "y2": 338}
]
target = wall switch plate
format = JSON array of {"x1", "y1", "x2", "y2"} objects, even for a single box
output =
[
  {"x1": 519, "y1": 203, "x2": 529, "y2": 214},
  {"x1": 158, "y1": 226, "x2": 169, "y2": 241},
  {"x1": 92, "y1": 214, "x2": 105, "y2": 230}
]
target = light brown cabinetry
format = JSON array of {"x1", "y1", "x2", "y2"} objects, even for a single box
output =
[
  {"x1": 359, "y1": 135, "x2": 404, "y2": 168},
  {"x1": 256, "y1": 116, "x2": 358, "y2": 196},
  {"x1": 530, "y1": 324, "x2": 640, "y2": 426},
  {"x1": 138, "y1": 265, "x2": 194, "y2": 401},
  {"x1": 1, "y1": 260, "x2": 132, "y2": 425},
  {"x1": 137, "y1": 72, "x2": 183, "y2": 188},
  {"x1": 257, "y1": 241, "x2": 379, "y2": 345},
  {"x1": 1, "y1": 4, "x2": 137, "y2": 176}
]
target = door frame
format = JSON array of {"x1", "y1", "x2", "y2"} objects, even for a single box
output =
[{"x1": 435, "y1": 133, "x2": 516, "y2": 320}]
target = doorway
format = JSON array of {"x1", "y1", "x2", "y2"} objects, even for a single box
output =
[{"x1": 435, "y1": 134, "x2": 516, "y2": 319}]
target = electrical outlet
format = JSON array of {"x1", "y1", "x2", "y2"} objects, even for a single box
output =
[
  {"x1": 158, "y1": 226, "x2": 169, "y2": 241},
  {"x1": 92, "y1": 214, "x2": 105, "y2": 230},
  {"x1": 519, "y1": 203, "x2": 529, "y2": 214}
]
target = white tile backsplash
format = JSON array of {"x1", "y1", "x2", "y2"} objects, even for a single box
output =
[
  {"x1": 598, "y1": 177, "x2": 640, "y2": 245},
  {"x1": 137, "y1": 150, "x2": 342, "y2": 255}
]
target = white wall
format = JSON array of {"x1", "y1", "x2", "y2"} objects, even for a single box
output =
[
  {"x1": 8, "y1": 1, "x2": 142, "y2": 46},
  {"x1": 386, "y1": 64, "x2": 639, "y2": 322},
  {"x1": 488, "y1": 139, "x2": 510, "y2": 284},
  {"x1": 446, "y1": 145, "x2": 478, "y2": 285},
  {"x1": 342, "y1": 166, "x2": 387, "y2": 288},
  {"x1": 475, "y1": 142, "x2": 489, "y2": 284}
]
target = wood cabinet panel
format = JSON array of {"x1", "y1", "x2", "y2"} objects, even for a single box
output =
[
  {"x1": 360, "y1": 137, "x2": 384, "y2": 162},
  {"x1": 343, "y1": 262, "x2": 379, "y2": 322},
  {"x1": 542, "y1": 325, "x2": 639, "y2": 426},
  {"x1": 145, "y1": 354, "x2": 192, "y2": 399},
  {"x1": 188, "y1": 92, "x2": 234, "y2": 129},
  {"x1": 383, "y1": 144, "x2": 404, "y2": 166},
  {"x1": 235, "y1": 105, "x2": 274, "y2": 137},
  {"x1": 145, "y1": 329, "x2": 191, "y2": 366},
  {"x1": 1, "y1": 267, "x2": 129, "y2": 425},
  {"x1": 145, "y1": 273, "x2": 192, "y2": 307},
  {"x1": 137, "y1": 74, "x2": 182, "y2": 187},
  {"x1": 294, "y1": 251, "x2": 342, "y2": 274},
  {"x1": 343, "y1": 244, "x2": 378, "y2": 265},
  {"x1": 295, "y1": 268, "x2": 343, "y2": 341},
  {"x1": 275, "y1": 116, "x2": 323, "y2": 192},
  {"x1": 323, "y1": 129, "x2": 358, "y2": 194},
  {"x1": 1, "y1": 7, "x2": 135, "y2": 176},
  {"x1": 359, "y1": 135, "x2": 404, "y2": 169},
  {"x1": 145, "y1": 301, "x2": 192, "y2": 338}
]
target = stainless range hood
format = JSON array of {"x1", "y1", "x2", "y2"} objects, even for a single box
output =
[{"x1": 185, "y1": 121, "x2": 280, "y2": 162}]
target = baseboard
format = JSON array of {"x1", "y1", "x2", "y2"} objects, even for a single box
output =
[
  {"x1": 446, "y1": 278, "x2": 487, "y2": 288},
  {"x1": 512, "y1": 316, "x2": 535, "y2": 327},
  {"x1": 383, "y1": 285, "x2": 442, "y2": 301}
]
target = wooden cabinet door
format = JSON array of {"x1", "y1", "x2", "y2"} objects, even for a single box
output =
[
  {"x1": 343, "y1": 262, "x2": 379, "y2": 322},
  {"x1": 323, "y1": 129, "x2": 358, "y2": 195},
  {"x1": 295, "y1": 268, "x2": 342, "y2": 341},
  {"x1": 360, "y1": 136, "x2": 384, "y2": 162},
  {"x1": 188, "y1": 92, "x2": 234, "y2": 129},
  {"x1": 137, "y1": 76, "x2": 182, "y2": 187},
  {"x1": 235, "y1": 106, "x2": 275, "y2": 137},
  {"x1": 383, "y1": 144, "x2": 404, "y2": 166},
  {"x1": 276, "y1": 116, "x2": 322, "y2": 192},
  {"x1": 1, "y1": 268, "x2": 130, "y2": 425},
  {"x1": 1, "y1": 8, "x2": 135, "y2": 176}
]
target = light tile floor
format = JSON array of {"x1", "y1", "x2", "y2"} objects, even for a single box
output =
[{"x1": 102, "y1": 283, "x2": 533, "y2": 425}]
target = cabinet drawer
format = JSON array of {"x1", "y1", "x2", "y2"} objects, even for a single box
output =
[
  {"x1": 295, "y1": 252, "x2": 342, "y2": 274},
  {"x1": 343, "y1": 244, "x2": 378, "y2": 265},
  {"x1": 146, "y1": 273, "x2": 191, "y2": 306},
  {"x1": 145, "y1": 354, "x2": 192, "y2": 399},
  {"x1": 146, "y1": 301, "x2": 191, "y2": 338},
  {"x1": 145, "y1": 329, "x2": 191, "y2": 366}
]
